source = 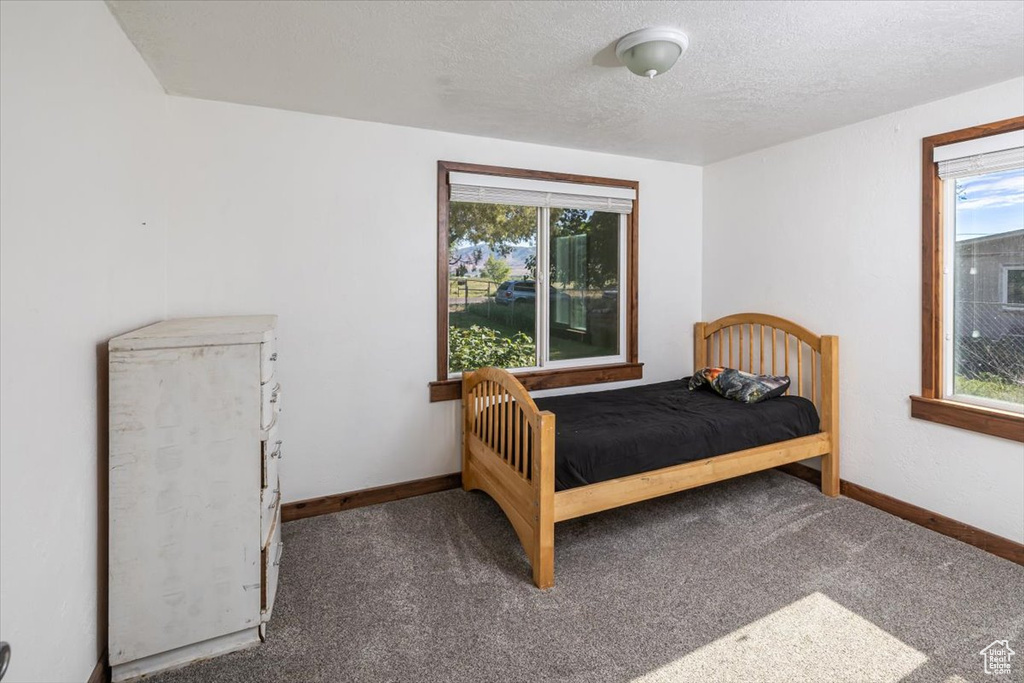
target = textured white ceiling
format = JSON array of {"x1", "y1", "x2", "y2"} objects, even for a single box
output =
[{"x1": 106, "y1": 0, "x2": 1024, "y2": 165}]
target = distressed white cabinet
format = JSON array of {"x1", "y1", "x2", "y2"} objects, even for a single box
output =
[{"x1": 108, "y1": 316, "x2": 282, "y2": 681}]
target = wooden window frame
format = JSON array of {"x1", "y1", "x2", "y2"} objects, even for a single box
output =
[
  {"x1": 911, "y1": 116, "x2": 1024, "y2": 442},
  {"x1": 430, "y1": 161, "x2": 642, "y2": 402}
]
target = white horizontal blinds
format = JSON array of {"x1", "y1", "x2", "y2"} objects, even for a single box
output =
[
  {"x1": 449, "y1": 172, "x2": 636, "y2": 214},
  {"x1": 935, "y1": 130, "x2": 1024, "y2": 179},
  {"x1": 938, "y1": 148, "x2": 1024, "y2": 179}
]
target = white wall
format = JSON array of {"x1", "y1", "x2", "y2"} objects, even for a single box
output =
[
  {"x1": 163, "y1": 96, "x2": 702, "y2": 503},
  {"x1": 0, "y1": 2, "x2": 168, "y2": 681},
  {"x1": 703, "y1": 78, "x2": 1024, "y2": 543}
]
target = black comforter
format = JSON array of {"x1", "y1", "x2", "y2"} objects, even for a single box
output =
[{"x1": 534, "y1": 379, "x2": 820, "y2": 491}]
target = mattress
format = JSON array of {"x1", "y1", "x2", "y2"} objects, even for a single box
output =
[{"x1": 534, "y1": 379, "x2": 820, "y2": 491}]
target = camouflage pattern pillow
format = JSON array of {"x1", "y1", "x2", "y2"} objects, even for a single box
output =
[{"x1": 688, "y1": 367, "x2": 791, "y2": 404}]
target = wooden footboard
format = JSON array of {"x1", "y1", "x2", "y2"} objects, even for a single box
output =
[{"x1": 461, "y1": 368, "x2": 555, "y2": 588}]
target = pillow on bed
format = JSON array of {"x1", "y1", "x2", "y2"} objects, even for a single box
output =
[{"x1": 688, "y1": 367, "x2": 790, "y2": 404}]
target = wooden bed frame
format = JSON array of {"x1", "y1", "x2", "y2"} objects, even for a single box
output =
[{"x1": 461, "y1": 313, "x2": 839, "y2": 589}]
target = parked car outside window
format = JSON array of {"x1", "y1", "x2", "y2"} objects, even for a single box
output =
[{"x1": 494, "y1": 280, "x2": 536, "y2": 305}]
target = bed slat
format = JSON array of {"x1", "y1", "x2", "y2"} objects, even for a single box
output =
[
  {"x1": 741, "y1": 321, "x2": 749, "y2": 370},
  {"x1": 797, "y1": 342, "x2": 803, "y2": 397},
  {"x1": 512, "y1": 402, "x2": 520, "y2": 475},
  {"x1": 491, "y1": 384, "x2": 497, "y2": 453},
  {"x1": 748, "y1": 324, "x2": 754, "y2": 373},
  {"x1": 728, "y1": 327, "x2": 734, "y2": 369},
  {"x1": 759, "y1": 325, "x2": 765, "y2": 374},
  {"x1": 811, "y1": 352, "x2": 817, "y2": 405},
  {"x1": 771, "y1": 328, "x2": 777, "y2": 375},
  {"x1": 504, "y1": 390, "x2": 510, "y2": 463},
  {"x1": 784, "y1": 334, "x2": 790, "y2": 393}
]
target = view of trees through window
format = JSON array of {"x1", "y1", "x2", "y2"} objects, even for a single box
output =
[
  {"x1": 549, "y1": 208, "x2": 620, "y2": 361},
  {"x1": 952, "y1": 166, "x2": 1024, "y2": 407},
  {"x1": 447, "y1": 202, "x2": 621, "y2": 374}
]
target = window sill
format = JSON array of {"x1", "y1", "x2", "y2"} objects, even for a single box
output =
[
  {"x1": 429, "y1": 362, "x2": 644, "y2": 402},
  {"x1": 910, "y1": 395, "x2": 1024, "y2": 443}
]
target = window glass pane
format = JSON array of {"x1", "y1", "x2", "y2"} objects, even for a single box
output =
[
  {"x1": 447, "y1": 202, "x2": 538, "y2": 374},
  {"x1": 952, "y1": 166, "x2": 1024, "y2": 406},
  {"x1": 548, "y1": 208, "x2": 620, "y2": 361},
  {"x1": 1007, "y1": 268, "x2": 1024, "y2": 305}
]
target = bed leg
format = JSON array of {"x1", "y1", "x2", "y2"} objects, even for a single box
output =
[
  {"x1": 820, "y1": 336, "x2": 840, "y2": 497},
  {"x1": 532, "y1": 524, "x2": 554, "y2": 589},
  {"x1": 532, "y1": 411, "x2": 556, "y2": 589},
  {"x1": 461, "y1": 371, "x2": 475, "y2": 492},
  {"x1": 821, "y1": 449, "x2": 840, "y2": 497}
]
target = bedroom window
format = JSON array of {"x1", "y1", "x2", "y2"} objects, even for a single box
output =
[
  {"x1": 431, "y1": 162, "x2": 641, "y2": 401},
  {"x1": 913, "y1": 117, "x2": 1024, "y2": 442}
]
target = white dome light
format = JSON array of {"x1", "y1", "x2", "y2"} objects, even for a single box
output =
[{"x1": 615, "y1": 27, "x2": 689, "y2": 79}]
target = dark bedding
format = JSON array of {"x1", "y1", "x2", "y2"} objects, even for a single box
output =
[{"x1": 534, "y1": 379, "x2": 820, "y2": 491}]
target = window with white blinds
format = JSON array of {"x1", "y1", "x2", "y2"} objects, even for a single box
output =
[
  {"x1": 913, "y1": 118, "x2": 1024, "y2": 439},
  {"x1": 936, "y1": 128, "x2": 1024, "y2": 412},
  {"x1": 437, "y1": 163, "x2": 640, "y2": 393}
]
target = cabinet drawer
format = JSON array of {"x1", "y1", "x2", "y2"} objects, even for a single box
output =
[
  {"x1": 261, "y1": 382, "x2": 281, "y2": 430},
  {"x1": 261, "y1": 429, "x2": 281, "y2": 491},
  {"x1": 261, "y1": 475, "x2": 280, "y2": 548},
  {"x1": 260, "y1": 339, "x2": 277, "y2": 385},
  {"x1": 261, "y1": 510, "x2": 282, "y2": 622}
]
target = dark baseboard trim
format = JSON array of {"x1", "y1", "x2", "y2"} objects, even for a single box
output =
[
  {"x1": 87, "y1": 651, "x2": 109, "y2": 683},
  {"x1": 283, "y1": 472, "x2": 463, "y2": 522},
  {"x1": 776, "y1": 462, "x2": 1024, "y2": 566}
]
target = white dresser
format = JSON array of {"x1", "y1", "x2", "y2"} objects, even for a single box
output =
[{"x1": 108, "y1": 316, "x2": 282, "y2": 681}]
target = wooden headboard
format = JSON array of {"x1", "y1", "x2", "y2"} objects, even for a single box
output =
[{"x1": 694, "y1": 313, "x2": 838, "y2": 429}]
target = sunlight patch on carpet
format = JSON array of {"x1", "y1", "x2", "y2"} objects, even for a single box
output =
[{"x1": 631, "y1": 592, "x2": 927, "y2": 683}]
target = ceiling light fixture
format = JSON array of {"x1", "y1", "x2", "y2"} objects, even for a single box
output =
[{"x1": 615, "y1": 27, "x2": 689, "y2": 79}]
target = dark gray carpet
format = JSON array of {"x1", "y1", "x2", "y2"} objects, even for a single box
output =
[{"x1": 148, "y1": 471, "x2": 1024, "y2": 683}]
